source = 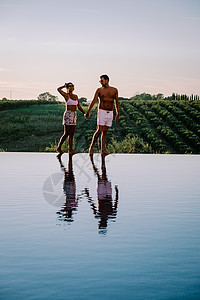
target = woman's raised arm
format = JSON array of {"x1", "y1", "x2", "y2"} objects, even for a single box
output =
[{"x1": 57, "y1": 84, "x2": 68, "y2": 98}]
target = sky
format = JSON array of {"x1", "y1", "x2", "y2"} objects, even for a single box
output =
[{"x1": 0, "y1": 0, "x2": 200, "y2": 100}]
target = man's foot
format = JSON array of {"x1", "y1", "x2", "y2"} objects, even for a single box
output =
[
  {"x1": 68, "y1": 150, "x2": 77, "y2": 156},
  {"x1": 101, "y1": 150, "x2": 110, "y2": 157}
]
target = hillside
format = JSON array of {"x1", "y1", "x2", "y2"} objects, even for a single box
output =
[{"x1": 0, "y1": 100, "x2": 200, "y2": 153}]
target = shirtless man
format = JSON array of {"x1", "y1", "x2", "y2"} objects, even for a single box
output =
[{"x1": 85, "y1": 74, "x2": 119, "y2": 156}]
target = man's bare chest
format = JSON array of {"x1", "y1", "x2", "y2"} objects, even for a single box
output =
[{"x1": 99, "y1": 91, "x2": 115, "y2": 100}]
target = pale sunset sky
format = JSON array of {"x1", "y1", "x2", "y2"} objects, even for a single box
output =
[{"x1": 0, "y1": 0, "x2": 200, "y2": 100}]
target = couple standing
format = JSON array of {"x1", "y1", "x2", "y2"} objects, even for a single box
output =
[{"x1": 56, "y1": 74, "x2": 120, "y2": 157}]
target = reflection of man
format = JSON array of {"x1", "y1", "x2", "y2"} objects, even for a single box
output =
[
  {"x1": 85, "y1": 155, "x2": 119, "y2": 235},
  {"x1": 57, "y1": 155, "x2": 79, "y2": 223},
  {"x1": 85, "y1": 74, "x2": 120, "y2": 156}
]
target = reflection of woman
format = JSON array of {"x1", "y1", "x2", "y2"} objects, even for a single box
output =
[
  {"x1": 57, "y1": 155, "x2": 80, "y2": 223},
  {"x1": 56, "y1": 82, "x2": 85, "y2": 156},
  {"x1": 85, "y1": 155, "x2": 119, "y2": 234}
]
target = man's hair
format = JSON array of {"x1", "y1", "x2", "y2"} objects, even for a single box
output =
[{"x1": 100, "y1": 74, "x2": 109, "y2": 82}]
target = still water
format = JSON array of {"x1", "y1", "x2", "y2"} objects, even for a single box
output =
[{"x1": 0, "y1": 153, "x2": 200, "y2": 300}]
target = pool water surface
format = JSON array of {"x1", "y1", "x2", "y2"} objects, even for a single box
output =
[{"x1": 0, "y1": 153, "x2": 200, "y2": 300}]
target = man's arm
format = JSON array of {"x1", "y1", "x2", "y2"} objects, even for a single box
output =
[
  {"x1": 113, "y1": 185, "x2": 119, "y2": 213},
  {"x1": 84, "y1": 188, "x2": 98, "y2": 216},
  {"x1": 115, "y1": 88, "x2": 120, "y2": 122},
  {"x1": 85, "y1": 88, "x2": 100, "y2": 118},
  {"x1": 57, "y1": 84, "x2": 67, "y2": 98}
]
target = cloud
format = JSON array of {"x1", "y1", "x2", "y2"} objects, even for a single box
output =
[
  {"x1": 0, "y1": 81, "x2": 10, "y2": 85},
  {"x1": 0, "y1": 68, "x2": 9, "y2": 72},
  {"x1": 0, "y1": 81, "x2": 45, "y2": 89}
]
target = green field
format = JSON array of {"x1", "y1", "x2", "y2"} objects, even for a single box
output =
[{"x1": 0, "y1": 100, "x2": 200, "y2": 153}]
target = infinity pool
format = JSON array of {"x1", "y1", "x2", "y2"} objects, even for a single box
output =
[{"x1": 0, "y1": 153, "x2": 200, "y2": 300}]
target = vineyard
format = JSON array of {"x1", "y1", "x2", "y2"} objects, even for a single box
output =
[
  {"x1": 0, "y1": 100, "x2": 200, "y2": 153},
  {"x1": 111, "y1": 100, "x2": 200, "y2": 154}
]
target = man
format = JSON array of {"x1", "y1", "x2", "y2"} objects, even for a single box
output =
[
  {"x1": 85, "y1": 74, "x2": 119, "y2": 156},
  {"x1": 84, "y1": 155, "x2": 119, "y2": 235}
]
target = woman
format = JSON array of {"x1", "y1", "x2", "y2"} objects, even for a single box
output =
[
  {"x1": 57, "y1": 154, "x2": 80, "y2": 223},
  {"x1": 56, "y1": 82, "x2": 85, "y2": 156}
]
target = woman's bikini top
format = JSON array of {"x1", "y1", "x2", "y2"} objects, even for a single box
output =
[{"x1": 66, "y1": 97, "x2": 78, "y2": 106}]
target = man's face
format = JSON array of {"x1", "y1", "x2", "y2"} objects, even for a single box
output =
[{"x1": 99, "y1": 78, "x2": 107, "y2": 87}]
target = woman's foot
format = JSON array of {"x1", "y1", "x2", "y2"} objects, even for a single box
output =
[{"x1": 56, "y1": 148, "x2": 63, "y2": 158}]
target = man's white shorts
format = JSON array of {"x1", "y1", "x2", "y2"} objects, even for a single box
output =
[{"x1": 97, "y1": 109, "x2": 113, "y2": 127}]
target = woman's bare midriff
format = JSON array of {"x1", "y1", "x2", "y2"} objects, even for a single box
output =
[{"x1": 66, "y1": 105, "x2": 77, "y2": 111}]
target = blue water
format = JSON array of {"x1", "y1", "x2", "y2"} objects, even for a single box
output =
[{"x1": 0, "y1": 153, "x2": 200, "y2": 300}]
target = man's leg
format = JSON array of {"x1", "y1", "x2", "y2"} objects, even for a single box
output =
[
  {"x1": 101, "y1": 125, "x2": 110, "y2": 155},
  {"x1": 89, "y1": 125, "x2": 103, "y2": 155},
  {"x1": 57, "y1": 125, "x2": 68, "y2": 154}
]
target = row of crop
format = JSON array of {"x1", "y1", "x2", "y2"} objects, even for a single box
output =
[
  {"x1": 115, "y1": 104, "x2": 140, "y2": 137},
  {"x1": 186, "y1": 101, "x2": 200, "y2": 112},
  {"x1": 161, "y1": 103, "x2": 200, "y2": 136},
  {"x1": 0, "y1": 100, "x2": 60, "y2": 111},
  {"x1": 149, "y1": 104, "x2": 200, "y2": 152},
  {"x1": 1, "y1": 107, "x2": 63, "y2": 136},
  {"x1": 174, "y1": 102, "x2": 200, "y2": 123},
  {"x1": 120, "y1": 102, "x2": 170, "y2": 153},
  {"x1": 129, "y1": 102, "x2": 193, "y2": 153},
  {"x1": 131, "y1": 100, "x2": 199, "y2": 136}
]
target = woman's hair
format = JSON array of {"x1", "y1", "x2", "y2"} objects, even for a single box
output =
[{"x1": 66, "y1": 82, "x2": 74, "y2": 88}]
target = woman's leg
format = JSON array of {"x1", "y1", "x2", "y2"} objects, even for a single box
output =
[
  {"x1": 68, "y1": 125, "x2": 76, "y2": 154},
  {"x1": 57, "y1": 125, "x2": 68, "y2": 153}
]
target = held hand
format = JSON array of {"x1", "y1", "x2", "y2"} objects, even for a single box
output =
[
  {"x1": 84, "y1": 112, "x2": 90, "y2": 119},
  {"x1": 115, "y1": 114, "x2": 119, "y2": 122}
]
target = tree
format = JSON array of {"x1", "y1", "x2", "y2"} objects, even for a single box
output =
[
  {"x1": 141, "y1": 93, "x2": 152, "y2": 100},
  {"x1": 37, "y1": 92, "x2": 58, "y2": 101},
  {"x1": 131, "y1": 93, "x2": 152, "y2": 101},
  {"x1": 156, "y1": 93, "x2": 164, "y2": 100},
  {"x1": 172, "y1": 93, "x2": 176, "y2": 100},
  {"x1": 78, "y1": 97, "x2": 88, "y2": 105},
  {"x1": 119, "y1": 97, "x2": 130, "y2": 101}
]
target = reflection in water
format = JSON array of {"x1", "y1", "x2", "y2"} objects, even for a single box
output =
[
  {"x1": 56, "y1": 155, "x2": 81, "y2": 223},
  {"x1": 56, "y1": 154, "x2": 119, "y2": 233},
  {"x1": 85, "y1": 155, "x2": 119, "y2": 235}
]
